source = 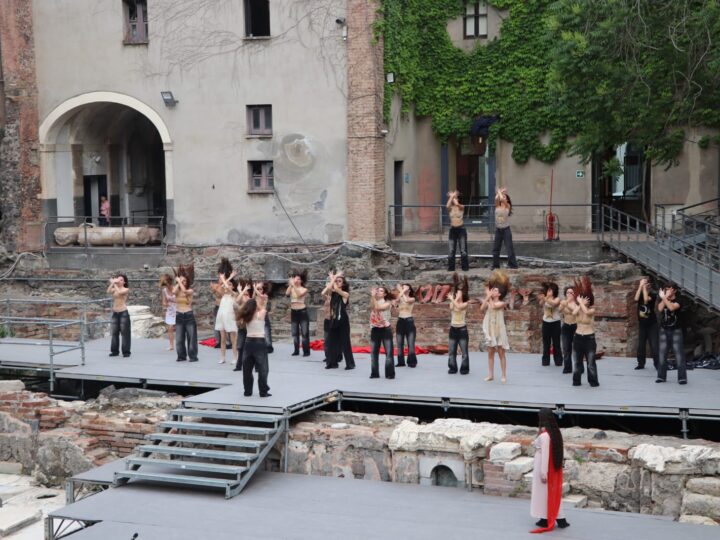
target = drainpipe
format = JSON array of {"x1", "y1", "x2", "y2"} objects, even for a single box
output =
[{"x1": 0, "y1": 36, "x2": 6, "y2": 136}]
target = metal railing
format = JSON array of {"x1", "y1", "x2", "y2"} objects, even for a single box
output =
[
  {"x1": 601, "y1": 205, "x2": 718, "y2": 310},
  {"x1": 387, "y1": 203, "x2": 600, "y2": 241},
  {"x1": 44, "y1": 215, "x2": 165, "y2": 253},
  {"x1": 0, "y1": 297, "x2": 113, "y2": 391}
]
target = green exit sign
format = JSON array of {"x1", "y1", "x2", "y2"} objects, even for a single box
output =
[{"x1": 576, "y1": 170, "x2": 585, "y2": 178}]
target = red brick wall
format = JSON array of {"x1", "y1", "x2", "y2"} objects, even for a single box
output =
[
  {"x1": 0, "y1": 0, "x2": 43, "y2": 251},
  {"x1": 347, "y1": 0, "x2": 386, "y2": 243}
]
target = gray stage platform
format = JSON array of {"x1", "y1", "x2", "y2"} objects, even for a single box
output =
[
  {"x1": 2, "y1": 338, "x2": 719, "y2": 417},
  {"x1": 48, "y1": 470, "x2": 718, "y2": 540}
]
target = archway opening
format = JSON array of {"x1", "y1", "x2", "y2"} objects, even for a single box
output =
[{"x1": 431, "y1": 465, "x2": 459, "y2": 488}]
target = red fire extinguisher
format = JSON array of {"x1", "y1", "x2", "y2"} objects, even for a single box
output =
[{"x1": 546, "y1": 169, "x2": 559, "y2": 241}]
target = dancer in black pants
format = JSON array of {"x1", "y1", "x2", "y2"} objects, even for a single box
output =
[
  {"x1": 446, "y1": 191, "x2": 469, "y2": 272},
  {"x1": 369, "y1": 286, "x2": 395, "y2": 379},
  {"x1": 233, "y1": 280, "x2": 252, "y2": 371},
  {"x1": 634, "y1": 277, "x2": 659, "y2": 370},
  {"x1": 656, "y1": 285, "x2": 687, "y2": 385},
  {"x1": 538, "y1": 282, "x2": 562, "y2": 367},
  {"x1": 559, "y1": 286, "x2": 578, "y2": 374},
  {"x1": 448, "y1": 274, "x2": 470, "y2": 375},
  {"x1": 239, "y1": 286, "x2": 271, "y2": 397},
  {"x1": 173, "y1": 264, "x2": 198, "y2": 362},
  {"x1": 322, "y1": 271, "x2": 355, "y2": 370},
  {"x1": 492, "y1": 187, "x2": 518, "y2": 269},
  {"x1": 286, "y1": 269, "x2": 310, "y2": 357},
  {"x1": 571, "y1": 276, "x2": 599, "y2": 387},
  {"x1": 107, "y1": 273, "x2": 131, "y2": 357},
  {"x1": 394, "y1": 283, "x2": 417, "y2": 368}
]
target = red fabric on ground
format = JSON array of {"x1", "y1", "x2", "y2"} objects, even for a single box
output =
[
  {"x1": 309, "y1": 340, "x2": 429, "y2": 355},
  {"x1": 200, "y1": 337, "x2": 217, "y2": 347},
  {"x1": 530, "y1": 441, "x2": 563, "y2": 533}
]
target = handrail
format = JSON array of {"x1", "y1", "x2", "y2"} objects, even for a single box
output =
[{"x1": 676, "y1": 197, "x2": 720, "y2": 214}]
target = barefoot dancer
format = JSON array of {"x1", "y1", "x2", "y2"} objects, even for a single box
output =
[
  {"x1": 369, "y1": 285, "x2": 395, "y2": 379},
  {"x1": 214, "y1": 258, "x2": 238, "y2": 364},
  {"x1": 322, "y1": 271, "x2": 355, "y2": 370},
  {"x1": 394, "y1": 283, "x2": 417, "y2": 368},
  {"x1": 159, "y1": 274, "x2": 176, "y2": 351},
  {"x1": 108, "y1": 274, "x2": 130, "y2": 358},
  {"x1": 286, "y1": 269, "x2": 310, "y2": 357},
  {"x1": 481, "y1": 270, "x2": 510, "y2": 383},
  {"x1": 571, "y1": 276, "x2": 598, "y2": 387},
  {"x1": 173, "y1": 264, "x2": 198, "y2": 362},
  {"x1": 448, "y1": 274, "x2": 470, "y2": 375}
]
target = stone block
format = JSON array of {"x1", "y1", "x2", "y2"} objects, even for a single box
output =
[
  {"x1": 573, "y1": 462, "x2": 627, "y2": 495},
  {"x1": 681, "y1": 492, "x2": 720, "y2": 520},
  {"x1": 489, "y1": 442, "x2": 521, "y2": 463},
  {"x1": 678, "y1": 515, "x2": 719, "y2": 526},
  {"x1": 0, "y1": 509, "x2": 42, "y2": 537},
  {"x1": 391, "y1": 451, "x2": 419, "y2": 484},
  {"x1": 0, "y1": 461, "x2": 23, "y2": 474},
  {"x1": 686, "y1": 477, "x2": 720, "y2": 498},
  {"x1": 0, "y1": 380, "x2": 24, "y2": 392},
  {"x1": 504, "y1": 457, "x2": 534, "y2": 480},
  {"x1": 563, "y1": 494, "x2": 588, "y2": 508},
  {"x1": 629, "y1": 444, "x2": 720, "y2": 475}
]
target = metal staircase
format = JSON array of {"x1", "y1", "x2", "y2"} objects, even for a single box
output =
[{"x1": 113, "y1": 408, "x2": 287, "y2": 498}]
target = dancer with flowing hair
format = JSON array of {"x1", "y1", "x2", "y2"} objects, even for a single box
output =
[
  {"x1": 159, "y1": 274, "x2": 176, "y2": 351},
  {"x1": 492, "y1": 187, "x2": 518, "y2": 269},
  {"x1": 559, "y1": 286, "x2": 578, "y2": 374},
  {"x1": 108, "y1": 273, "x2": 131, "y2": 357},
  {"x1": 448, "y1": 273, "x2": 470, "y2": 375},
  {"x1": 369, "y1": 285, "x2": 396, "y2": 379},
  {"x1": 530, "y1": 408, "x2": 570, "y2": 532},
  {"x1": 238, "y1": 282, "x2": 271, "y2": 397},
  {"x1": 394, "y1": 283, "x2": 417, "y2": 368},
  {"x1": 173, "y1": 263, "x2": 198, "y2": 362},
  {"x1": 233, "y1": 279, "x2": 252, "y2": 372},
  {"x1": 481, "y1": 270, "x2": 510, "y2": 383},
  {"x1": 538, "y1": 281, "x2": 562, "y2": 367},
  {"x1": 571, "y1": 276, "x2": 599, "y2": 387},
  {"x1": 446, "y1": 190, "x2": 469, "y2": 272},
  {"x1": 322, "y1": 270, "x2": 355, "y2": 370},
  {"x1": 214, "y1": 258, "x2": 239, "y2": 364},
  {"x1": 286, "y1": 269, "x2": 310, "y2": 357}
]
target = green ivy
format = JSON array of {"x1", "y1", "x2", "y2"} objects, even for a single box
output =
[{"x1": 377, "y1": 0, "x2": 577, "y2": 164}]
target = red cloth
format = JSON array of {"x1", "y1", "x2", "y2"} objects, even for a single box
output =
[
  {"x1": 309, "y1": 340, "x2": 429, "y2": 355},
  {"x1": 530, "y1": 441, "x2": 563, "y2": 534},
  {"x1": 200, "y1": 337, "x2": 217, "y2": 347}
]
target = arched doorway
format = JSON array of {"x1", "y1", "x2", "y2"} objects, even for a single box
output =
[{"x1": 38, "y1": 92, "x2": 174, "y2": 244}]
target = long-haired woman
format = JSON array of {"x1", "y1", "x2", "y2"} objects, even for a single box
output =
[
  {"x1": 237, "y1": 283, "x2": 271, "y2": 397},
  {"x1": 538, "y1": 281, "x2": 562, "y2": 367},
  {"x1": 369, "y1": 285, "x2": 396, "y2": 379},
  {"x1": 571, "y1": 276, "x2": 599, "y2": 387},
  {"x1": 173, "y1": 263, "x2": 198, "y2": 362},
  {"x1": 448, "y1": 273, "x2": 470, "y2": 375},
  {"x1": 446, "y1": 190, "x2": 469, "y2": 272},
  {"x1": 394, "y1": 283, "x2": 417, "y2": 368},
  {"x1": 492, "y1": 187, "x2": 518, "y2": 269},
  {"x1": 530, "y1": 408, "x2": 569, "y2": 532},
  {"x1": 233, "y1": 279, "x2": 252, "y2": 372},
  {"x1": 214, "y1": 258, "x2": 238, "y2": 364},
  {"x1": 481, "y1": 270, "x2": 510, "y2": 383},
  {"x1": 559, "y1": 286, "x2": 578, "y2": 374},
  {"x1": 286, "y1": 269, "x2": 310, "y2": 357},
  {"x1": 322, "y1": 271, "x2": 356, "y2": 370},
  {"x1": 159, "y1": 274, "x2": 176, "y2": 351}
]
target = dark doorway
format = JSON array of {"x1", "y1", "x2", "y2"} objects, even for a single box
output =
[
  {"x1": 455, "y1": 138, "x2": 493, "y2": 225},
  {"x1": 83, "y1": 175, "x2": 108, "y2": 224},
  {"x1": 431, "y1": 465, "x2": 459, "y2": 487},
  {"x1": 245, "y1": 0, "x2": 270, "y2": 37},
  {"x1": 394, "y1": 161, "x2": 403, "y2": 236}
]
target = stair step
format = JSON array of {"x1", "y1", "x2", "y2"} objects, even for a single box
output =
[
  {"x1": 126, "y1": 457, "x2": 247, "y2": 475},
  {"x1": 147, "y1": 433, "x2": 264, "y2": 449},
  {"x1": 136, "y1": 445, "x2": 258, "y2": 462},
  {"x1": 171, "y1": 409, "x2": 284, "y2": 424},
  {"x1": 115, "y1": 470, "x2": 236, "y2": 489},
  {"x1": 159, "y1": 421, "x2": 275, "y2": 437}
]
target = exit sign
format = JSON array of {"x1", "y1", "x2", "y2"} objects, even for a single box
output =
[{"x1": 576, "y1": 170, "x2": 585, "y2": 178}]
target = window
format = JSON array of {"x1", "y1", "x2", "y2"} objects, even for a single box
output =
[
  {"x1": 247, "y1": 105, "x2": 273, "y2": 136},
  {"x1": 123, "y1": 0, "x2": 148, "y2": 44},
  {"x1": 463, "y1": 2, "x2": 488, "y2": 39},
  {"x1": 248, "y1": 161, "x2": 274, "y2": 192},
  {"x1": 244, "y1": 0, "x2": 270, "y2": 38}
]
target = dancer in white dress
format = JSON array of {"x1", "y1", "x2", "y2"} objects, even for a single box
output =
[
  {"x1": 159, "y1": 274, "x2": 176, "y2": 351},
  {"x1": 481, "y1": 270, "x2": 510, "y2": 383},
  {"x1": 214, "y1": 258, "x2": 238, "y2": 364}
]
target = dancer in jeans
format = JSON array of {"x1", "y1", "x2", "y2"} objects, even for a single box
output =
[
  {"x1": 108, "y1": 274, "x2": 131, "y2": 357},
  {"x1": 481, "y1": 270, "x2": 510, "y2": 383},
  {"x1": 323, "y1": 271, "x2": 356, "y2": 370},
  {"x1": 492, "y1": 187, "x2": 518, "y2": 269},
  {"x1": 239, "y1": 284, "x2": 271, "y2": 397},
  {"x1": 394, "y1": 283, "x2": 417, "y2": 368},
  {"x1": 448, "y1": 273, "x2": 470, "y2": 374},
  {"x1": 655, "y1": 285, "x2": 687, "y2": 385},
  {"x1": 446, "y1": 191, "x2": 469, "y2": 272},
  {"x1": 233, "y1": 280, "x2": 252, "y2": 372},
  {"x1": 634, "y1": 277, "x2": 658, "y2": 370},
  {"x1": 559, "y1": 286, "x2": 577, "y2": 374},
  {"x1": 571, "y1": 276, "x2": 599, "y2": 387},
  {"x1": 286, "y1": 269, "x2": 310, "y2": 357},
  {"x1": 538, "y1": 282, "x2": 562, "y2": 367},
  {"x1": 369, "y1": 285, "x2": 395, "y2": 379},
  {"x1": 173, "y1": 264, "x2": 198, "y2": 362}
]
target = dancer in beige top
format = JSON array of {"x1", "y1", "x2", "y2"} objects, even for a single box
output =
[
  {"x1": 446, "y1": 191, "x2": 469, "y2": 272},
  {"x1": 481, "y1": 270, "x2": 510, "y2": 383}
]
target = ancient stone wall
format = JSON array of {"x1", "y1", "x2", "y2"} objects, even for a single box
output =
[{"x1": 0, "y1": 0, "x2": 43, "y2": 252}]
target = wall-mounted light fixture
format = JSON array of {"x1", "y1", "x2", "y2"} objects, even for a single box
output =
[
  {"x1": 386, "y1": 72, "x2": 395, "y2": 84},
  {"x1": 161, "y1": 91, "x2": 178, "y2": 108}
]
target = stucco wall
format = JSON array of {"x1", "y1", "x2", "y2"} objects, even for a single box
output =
[{"x1": 32, "y1": 0, "x2": 348, "y2": 245}]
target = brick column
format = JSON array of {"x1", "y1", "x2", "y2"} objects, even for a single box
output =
[
  {"x1": 0, "y1": 0, "x2": 42, "y2": 252},
  {"x1": 346, "y1": 0, "x2": 386, "y2": 244}
]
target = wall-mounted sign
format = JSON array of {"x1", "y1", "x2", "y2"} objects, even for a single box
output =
[
  {"x1": 576, "y1": 170, "x2": 585, "y2": 178},
  {"x1": 404, "y1": 172, "x2": 411, "y2": 184}
]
